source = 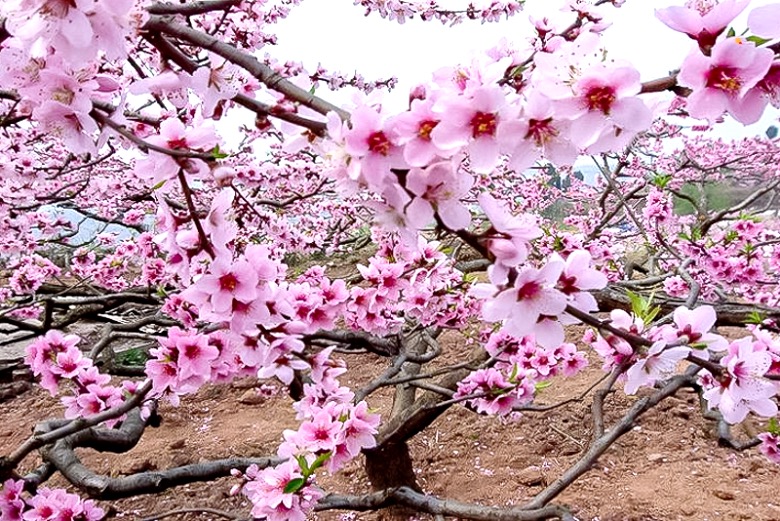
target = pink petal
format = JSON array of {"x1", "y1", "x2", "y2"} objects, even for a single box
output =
[{"x1": 748, "y1": 4, "x2": 780, "y2": 38}]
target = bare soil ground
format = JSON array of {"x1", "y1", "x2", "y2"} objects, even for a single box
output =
[{"x1": 2, "y1": 327, "x2": 780, "y2": 521}]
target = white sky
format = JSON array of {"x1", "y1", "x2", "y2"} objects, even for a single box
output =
[{"x1": 272, "y1": 0, "x2": 779, "y2": 138}]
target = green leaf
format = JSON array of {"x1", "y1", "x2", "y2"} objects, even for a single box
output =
[
  {"x1": 507, "y1": 64, "x2": 525, "y2": 79},
  {"x1": 463, "y1": 272, "x2": 479, "y2": 284},
  {"x1": 768, "y1": 417, "x2": 780, "y2": 435},
  {"x1": 626, "y1": 290, "x2": 661, "y2": 324},
  {"x1": 151, "y1": 179, "x2": 166, "y2": 191},
  {"x1": 723, "y1": 230, "x2": 739, "y2": 244},
  {"x1": 746, "y1": 35, "x2": 771, "y2": 46},
  {"x1": 295, "y1": 454, "x2": 309, "y2": 474},
  {"x1": 651, "y1": 173, "x2": 671, "y2": 189},
  {"x1": 283, "y1": 478, "x2": 306, "y2": 494},
  {"x1": 508, "y1": 363, "x2": 519, "y2": 383},
  {"x1": 726, "y1": 26, "x2": 736, "y2": 38},
  {"x1": 309, "y1": 451, "x2": 332, "y2": 473},
  {"x1": 211, "y1": 145, "x2": 229, "y2": 160},
  {"x1": 746, "y1": 311, "x2": 765, "y2": 325},
  {"x1": 535, "y1": 380, "x2": 552, "y2": 391}
]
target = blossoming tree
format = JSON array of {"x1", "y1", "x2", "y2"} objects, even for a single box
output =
[{"x1": 1, "y1": 0, "x2": 780, "y2": 520}]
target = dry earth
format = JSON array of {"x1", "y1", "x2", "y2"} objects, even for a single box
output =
[{"x1": 2, "y1": 328, "x2": 780, "y2": 521}]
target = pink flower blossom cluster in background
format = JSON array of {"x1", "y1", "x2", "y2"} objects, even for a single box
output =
[
  {"x1": 0, "y1": 479, "x2": 105, "y2": 521},
  {"x1": 455, "y1": 330, "x2": 589, "y2": 416},
  {"x1": 352, "y1": 0, "x2": 524, "y2": 25},
  {"x1": 25, "y1": 330, "x2": 145, "y2": 426}
]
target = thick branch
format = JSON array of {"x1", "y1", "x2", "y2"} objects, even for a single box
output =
[
  {"x1": 143, "y1": 16, "x2": 349, "y2": 120},
  {"x1": 317, "y1": 487, "x2": 574, "y2": 521}
]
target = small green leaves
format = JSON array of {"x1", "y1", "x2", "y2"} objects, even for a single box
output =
[
  {"x1": 309, "y1": 451, "x2": 332, "y2": 474},
  {"x1": 626, "y1": 290, "x2": 661, "y2": 324},
  {"x1": 283, "y1": 478, "x2": 306, "y2": 494},
  {"x1": 746, "y1": 35, "x2": 771, "y2": 46},
  {"x1": 534, "y1": 380, "x2": 552, "y2": 391},
  {"x1": 651, "y1": 173, "x2": 672, "y2": 189},
  {"x1": 286, "y1": 451, "x2": 332, "y2": 495},
  {"x1": 211, "y1": 145, "x2": 229, "y2": 160},
  {"x1": 746, "y1": 311, "x2": 765, "y2": 325},
  {"x1": 463, "y1": 272, "x2": 479, "y2": 284},
  {"x1": 768, "y1": 417, "x2": 780, "y2": 436}
]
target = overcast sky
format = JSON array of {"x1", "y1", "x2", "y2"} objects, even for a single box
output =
[{"x1": 271, "y1": 0, "x2": 778, "y2": 138}]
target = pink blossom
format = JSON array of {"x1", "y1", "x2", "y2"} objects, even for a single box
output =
[
  {"x1": 431, "y1": 86, "x2": 511, "y2": 173},
  {"x1": 135, "y1": 117, "x2": 219, "y2": 188},
  {"x1": 678, "y1": 38, "x2": 774, "y2": 124},
  {"x1": 664, "y1": 305, "x2": 728, "y2": 353},
  {"x1": 343, "y1": 103, "x2": 404, "y2": 189},
  {"x1": 624, "y1": 341, "x2": 690, "y2": 395},
  {"x1": 478, "y1": 193, "x2": 542, "y2": 274},
  {"x1": 388, "y1": 97, "x2": 456, "y2": 166},
  {"x1": 556, "y1": 249, "x2": 608, "y2": 313},
  {"x1": 759, "y1": 432, "x2": 780, "y2": 464},
  {"x1": 656, "y1": 0, "x2": 750, "y2": 50},
  {"x1": 185, "y1": 258, "x2": 259, "y2": 318},
  {"x1": 498, "y1": 92, "x2": 578, "y2": 171},
  {"x1": 556, "y1": 64, "x2": 652, "y2": 151},
  {"x1": 478, "y1": 259, "x2": 567, "y2": 339},
  {"x1": 405, "y1": 161, "x2": 473, "y2": 230},
  {"x1": 454, "y1": 367, "x2": 521, "y2": 416},
  {"x1": 748, "y1": 4, "x2": 780, "y2": 39},
  {"x1": 1, "y1": 479, "x2": 24, "y2": 521}
]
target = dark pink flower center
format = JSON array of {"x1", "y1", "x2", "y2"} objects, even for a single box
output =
[
  {"x1": 418, "y1": 120, "x2": 438, "y2": 140},
  {"x1": 367, "y1": 131, "x2": 391, "y2": 155},
  {"x1": 525, "y1": 118, "x2": 558, "y2": 146},
  {"x1": 183, "y1": 343, "x2": 201, "y2": 360},
  {"x1": 516, "y1": 280, "x2": 541, "y2": 301},
  {"x1": 42, "y1": 0, "x2": 76, "y2": 17},
  {"x1": 167, "y1": 137, "x2": 188, "y2": 149},
  {"x1": 219, "y1": 273, "x2": 239, "y2": 292},
  {"x1": 470, "y1": 112, "x2": 497, "y2": 137},
  {"x1": 707, "y1": 66, "x2": 741, "y2": 94},
  {"x1": 232, "y1": 299, "x2": 250, "y2": 314},
  {"x1": 585, "y1": 86, "x2": 616, "y2": 114},
  {"x1": 558, "y1": 274, "x2": 579, "y2": 295},
  {"x1": 677, "y1": 325, "x2": 702, "y2": 342}
]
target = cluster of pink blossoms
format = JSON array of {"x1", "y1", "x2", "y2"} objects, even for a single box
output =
[
  {"x1": 474, "y1": 246, "x2": 607, "y2": 348},
  {"x1": 700, "y1": 327, "x2": 780, "y2": 424},
  {"x1": 238, "y1": 348, "x2": 379, "y2": 521},
  {"x1": 0, "y1": 479, "x2": 104, "y2": 521},
  {"x1": 345, "y1": 234, "x2": 476, "y2": 335},
  {"x1": 455, "y1": 331, "x2": 589, "y2": 416},
  {"x1": 25, "y1": 330, "x2": 144, "y2": 426},
  {"x1": 585, "y1": 305, "x2": 780, "y2": 425},
  {"x1": 352, "y1": 0, "x2": 523, "y2": 25},
  {"x1": 658, "y1": 0, "x2": 780, "y2": 123}
]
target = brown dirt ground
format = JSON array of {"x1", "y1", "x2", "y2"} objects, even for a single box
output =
[{"x1": 2, "y1": 327, "x2": 780, "y2": 521}]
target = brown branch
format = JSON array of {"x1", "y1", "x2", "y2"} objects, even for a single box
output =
[
  {"x1": 525, "y1": 367, "x2": 698, "y2": 509},
  {"x1": 317, "y1": 487, "x2": 575, "y2": 520},
  {"x1": 147, "y1": 0, "x2": 241, "y2": 16},
  {"x1": 0, "y1": 381, "x2": 153, "y2": 474},
  {"x1": 143, "y1": 16, "x2": 349, "y2": 121},
  {"x1": 140, "y1": 508, "x2": 242, "y2": 521}
]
